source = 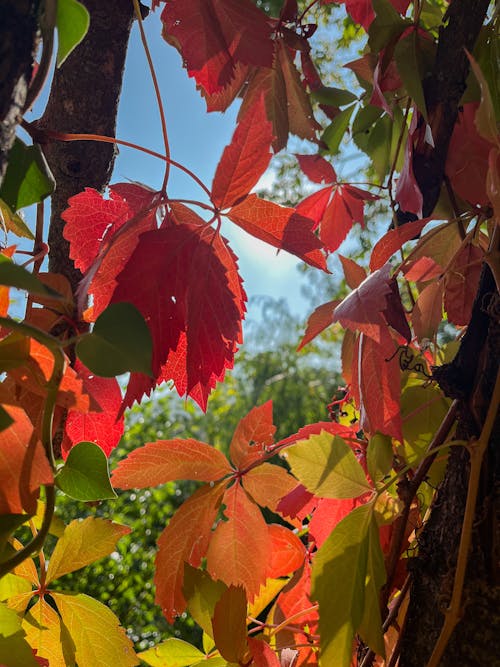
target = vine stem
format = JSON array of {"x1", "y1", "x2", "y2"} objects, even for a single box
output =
[
  {"x1": 131, "y1": 0, "x2": 171, "y2": 193},
  {"x1": 426, "y1": 368, "x2": 500, "y2": 667}
]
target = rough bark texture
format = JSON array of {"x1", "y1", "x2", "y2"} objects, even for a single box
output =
[
  {"x1": 399, "y1": 0, "x2": 499, "y2": 662},
  {"x1": 0, "y1": 0, "x2": 40, "y2": 184},
  {"x1": 37, "y1": 0, "x2": 135, "y2": 295}
]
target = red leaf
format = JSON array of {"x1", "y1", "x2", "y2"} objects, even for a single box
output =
[
  {"x1": 320, "y1": 185, "x2": 377, "y2": 253},
  {"x1": 383, "y1": 278, "x2": 411, "y2": 343},
  {"x1": 323, "y1": 0, "x2": 410, "y2": 30},
  {"x1": 155, "y1": 481, "x2": 225, "y2": 621},
  {"x1": 412, "y1": 281, "x2": 443, "y2": 342},
  {"x1": 354, "y1": 331, "x2": 402, "y2": 441},
  {"x1": 296, "y1": 154, "x2": 336, "y2": 184},
  {"x1": 339, "y1": 255, "x2": 367, "y2": 289},
  {"x1": 206, "y1": 482, "x2": 270, "y2": 600},
  {"x1": 297, "y1": 299, "x2": 340, "y2": 351},
  {"x1": 212, "y1": 97, "x2": 273, "y2": 209},
  {"x1": 112, "y1": 438, "x2": 232, "y2": 489},
  {"x1": 248, "y1": 638, "x2": 280, "y2": 667},
  {"x1": 242, "y1": 462, "x2": 297, "y2": 512},
  {"x1": 267, "y1": 524, "x2": 306, "y2": 578},
  {"x1": 309, "y1": 496, "x2": 368, "y2": 549},
  {"x1": 160, "y1": 0, "x2": 274, "y2": 95},
  {"x1": 227, "y1": 194, "x2": 327, "y2": 270},
  {"x1": 112, "y1": 223, "x2": 245, "y2": 410},
  {"x1": 277, "y1": 420, "x2": 358, "y2": 450},
  {"x1": 0, "y1": 405, "x2": 53, "y2": 514},
  {"x1": 62, "y1": 361, "x2": 124, "y2": 458},
  {"x1": 444, "y1": 243, "x2": 484, "y2": 326},
  {"x1": 295, "y1": 187, "x2": 332, "y2": 228},
  {"x1": 276, "y1": 483, "x2": 316, "y2": 521},
  {"x1": 395, "y1": 120, "x2": 423, "y2": 217},
  {"x1": 333, "y1": 263, "x2": 394, "y2": 345},
  {"x1": 403, "y1": 256, "x2": 442, "y2": 282},
  {"x1": 230, "y1": 401, "x2": 275, "y2": 470},
  {"x1": 370, "y1": 218, "x2": 430, "y2": 271}
]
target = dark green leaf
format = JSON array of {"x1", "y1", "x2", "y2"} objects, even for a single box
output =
[
  {"x1": 0, "y1": 255, "x2": 62, "y2": 297},
  {"x1": 394, "y1": 31, "x2": 428, "y2": 121},
  {"x1": 0, "y1": 139, "x2": 55, "y2": 211},
  {"x1": 312, "y1": 86, "x2": 358, "y2": 108},
  {"x1": 367, "y1": 433, "x2": 393, "y2": 484},
  {"x1": 321, "y1": 104, "x2": 356, "y2": 154},
  {"x1": 76, "y1": 301, "x2": 153, "y2": 378},
  {"x1": 56, "y1": 442, "x2": 117, "y2": 501},
  {"x1": 0, "y1": 333, "x2": 30, "y2": 372},
  {"x1": 56, "y1": 0, "x2": 91, "y2": 66},
  {"x1": 368, "y1": 0, "x2": 409, "y2": 53}
]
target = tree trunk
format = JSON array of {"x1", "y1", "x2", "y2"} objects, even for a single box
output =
[{"x1": 0, "y1": 0, "x2": 40, "y2": 184}]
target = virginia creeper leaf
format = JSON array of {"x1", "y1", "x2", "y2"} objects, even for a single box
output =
[
  {"x1": 369, "y1": 218, "x2": 429, "y2": 271},
  {"x1": 366, "y1": 433, "x2": 393, "y2": 484},
  {"x1": 311, "y1": 86, "x2": 358, "y2": 108},
  {"x1": 212, "y1": 585, "x2": 248, "y2": 663},
  {"x1": 296, "y1": 154, "x2": 336, "y2": 184},
  {"x1": 444, "y1": 242, "x2": 483, "y2": 326},
  {"x1": 309, "y1": 496, "x2": 367, "y2": 549},
  {"x1": 227, "y1": 194, "x2": 327, "y2": 270},
  {"x1": 113, "y1": 438, "x2": 232, "y2": 489},
  {"x1": 183, "y1": 565, "x2": 226, "y2": 638},
  {"x1": 321, "y1": 104, "x2": 356, "y2": 154},
  {"x1": 412, "y1": 281, "x2": 443, "y2": 342},
  {"x1": 0, "y1": 139, "x2": 55, "y2": 211},
  {"x1": 51, "y1": 592, "x2": 137, "y2": 667},
  {"x1": 285, "y1": 431, "x2": 371, "y2": 499},
  {"x1": 0, "y1": 603, "x2": 39, "y2": 667},
  {"x1": 0, "y1": 332, "x2": 30, "y2": 372},
  {"x1": 55, "y1": 441, "x2": 117, "y2": 501},
  {"x1": 76, "y1": 302, "x2": 153, "y2": 378},
  {"x1": 466, "y1": 50, "x2": 499, "y2": 145},
  {"x1": 297, "y1": 299, "x2": 340, "y2": 351},
  {"x1": 267, "y1": 524, "x2": 306, "y2": 578},
  {"x1": 229, "y1": 401, "x2": 275, "y2": 469},
  {"x1": 339, "y1": 255, "x2": 367, "y2": 289},
  {"x1": 56, "y1": 0, "x2": 90, "y2": 66},
  {"x1": 22, "y1": 598, "x2": 74, "y2": 667},
  {"x1": 320, "y1": 185, "x2": 378, "y2": 253},
  {"x1": 212, "y1": 96, "x2": 273, "y2": 209},
  {"x1": 394, "y1": 29, "x2": 428, "y2": 121},
  {"x1": 0, "y1": 255, "x2": 62, "y2": 299},
  {"x1": 242, "y1": 463, "x2": 297, "y2": 512},
  {"x1": 206, "y1": 483, "x2": 270, "y2": 600},
  {"x1": 155, "y1": 482, "x2": 225, "y2": 621},
  {"x1": 138, "y1": 638, "x2": 205, "y2": 667},
  {"x1": 247, "y1": 638, "x2": 280, "y2": 667}
]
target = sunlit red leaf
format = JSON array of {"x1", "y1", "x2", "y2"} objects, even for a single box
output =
[
  {"x1": 0, "y1": 404, "x2": 52, "y2": 514},
  {"x1": 323, "y1": 0, "x2": 410, "y2": 30},
  {"x1": 403, "y1": 256, "x2": 442, "y2": 282},
  {"x1": 369, "y1": 219, "x2": 430, "y2": 271},
  {"x1": 227, "y1": 194, "x2": 327, "y2": 270},
  {"x1": 242, "y1": 462, "x2": 297, "y2": 511},
  {"x1": 212, "y1": 96, "x2": 273, "y2": 209},
  {"x1": 230, "y1": 401, "x2": 275, "y2": 469},
  {"x1": 277, "y1": 420, "x2": 358, "y2": 450},
  {"x1": 309, "y1": 496, "x2": 368, "y2": 549},
  {"x1": 296, "y1": 187, "x2": 332, "y2": 227},
  {"x1": 155, "y1": 482, "x2": 225, "y2": 621},
  {"x1": 267, "y1": 524, "x2": 306, "y2": 578},
  {"x1": 206, "y1": 482, "x2": 270, "y2": 600},
  {"x1": 160, "y1": 0, "x2": 274, "y2": 95},
  {"x1": 297, "y1": 299, "x2": 341, "y2": 351},
  {"x1": 248, "y1": 638, "x2": 280, "y2": 667},
  {"x1": 320, "y1": 185, "x2": 378, "y2": 253},
  {"x1": 62, "y1": 361, "x2": 124, "y2": 458},
  {"x1": 112, "y1": 438, "x2": 232, "y2": 489},
  {"x1": 276, "y1": 483, "x2": 316, "y2": 521},
  {"x1": 339, "y1": 255, "x2": 367, "y2": 289},
  {"x1": 296, "y1": 154, "x2": 336, "y2": 184}
]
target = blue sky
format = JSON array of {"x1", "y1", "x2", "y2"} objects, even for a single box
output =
[{"x1": 111, "y1": 11, "x2": 319, "y2": 322}]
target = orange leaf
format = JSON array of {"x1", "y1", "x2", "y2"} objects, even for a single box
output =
[
  {"x1": 0, "y1": 405, "x2": 52, "y2": 514},
  {"x1": 212, "y1": 585, "x2": 248, "y2": 663},
  {"x1": 248, "y1": 637, "x2": 280, "y2": 666},
  {"x1": 267, "y1": 524, "x2": 306, "y2": 578},
  {"x1": 369, "y1": 219, "x2": 430, "y2": 271},
  {"x1": 155, "y1": 482, "x2": 225, "y2": 622},
  {"x1": 230, "y1": 401, "x2": 275, "y2": 469},
  {"x1": 206, "y1": 483, "x2": 269, "y2": 600},
  {"x1": 212, "y1": 96, "x2": 273, "y2": 209},
  {"x1": 227, "y1": 194, "x2": 327, "y2": 270},
  {"x1": 297, "y1": 299, "x2": 340, "y2": 351},
  {"x1": 112, "y1": 438, "x2": 232, "y2": 489},
  {"x1": 242, "y1": 462, "x2": 297, "y2": 512},
  {"x1": 412, "y1": 281, "x2": 444, "y2": 342},
  {"x1": 338, "y1": 255, "x2": 367, "y2": 289},
  {"x1": 444, "y1": 243, "x2": 483, "y2": 326}
]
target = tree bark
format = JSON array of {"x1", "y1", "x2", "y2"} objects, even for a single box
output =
[
  {"x1": 37, "y1": 0, "x2": 135, "y2": 296},
  {"x1": 0, "y1": 0, "x2": 40, "y2": 185}
]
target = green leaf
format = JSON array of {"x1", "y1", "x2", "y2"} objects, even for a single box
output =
[
  {"x1": 312, "y1": 86, "x2": 358, "y2": 107},
  {"x1": 0, "y1": 603, "x2": 39, "y2": 667},
  {"x1": 0, "y1": 199, "x2": 34, "y2": 239},
  {"x1": 357, "y1": 515, "x2": 386, "y2": 656},
  {"x1": 0, "y1": 138, "x2": 55, "y2": 211},
  {"x1": 183, "y1": 564, "x2": 226, "y2": 638},
  {"x1": 46, "y1": 517, "x2": 130, "y2": 584},
  {"x1": 56, "y1": 441, "x2": 117, "y2": 502},
  {"x1": 212, "y1": 586, "x2": 248, "y2": 663},
  {"x1": 56, "y1": 0, "x2": 90, "y2": 66},
  {"x1": 321, "y1": 104, "x2": 356, "y2": 154},
  {"x1": 138, "y1": 638, "x2": 205, "y2": 667},
  {"x1": 0, "y1": 332, "x2": 30, "y2": 372},
  {"x1": 368, "y1": 0, "x2": 409, "y2": 53},
  {"x1": 394, "y1": 30, "x2": 428, "y2": 121},
  {"x1": 367, "y1": 433, "x2": 393, "y2": 484},
  {"x1": 0, "y1": 254, "x2": 62, "y2": 297},
  {"x1": 467, "y1": 50, "x2": 499, "y2": 143},
  {"x1": 353, "y1": 104, "x2": 405, "y2": 181},
  {"x1": 311, "y1": 504, "x2": 372, "y2": 667},
  {"x1": 285, "y1": 431, "x2": 372, "y2": 499},
  {"x1": 52, "y1": 592, "x2": 137, "y2": 667},
  {"x1": 76, "y1": 301, "x2": 153, "y2": 377}
]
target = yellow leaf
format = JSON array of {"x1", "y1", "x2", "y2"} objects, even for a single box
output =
[
  {"x1": 22, "y1": 598, "x2": 74, "y2": 667},
  {"x1": 248, "y1": 578, "x2": 288, "y2": 620},
  {"x1": 46, "y1": 517, "x2": 130, "y2": 584},
  {"x1": 52, "y1": 592, "x2": 137, "y2": 667},
  {"x1": 0, "y1": 199, "x2": 34, "y2": 239}
]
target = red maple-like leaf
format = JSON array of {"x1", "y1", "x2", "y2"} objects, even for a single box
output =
[
  {"x1": 227, "y1": 194, "x2": 327, "y2": 270},
  {"x1": 160, "y1": 0, "x2": 274, "y2": 95},
  {"x1": 111, "y1": 221, "x2": 245, "y2": 410},
  {"x1": 212, "y1": 96, "x2": 273, "y2": 209},
  {"x1": 296, "y1": 187, "x2": 332, "y2": 228},
  {"x1": 296, "y1": 154, "x2": 336, "y2": 185},
  {"x1": 62, "y1": 361, "x2": 124, "y2": 458}
]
